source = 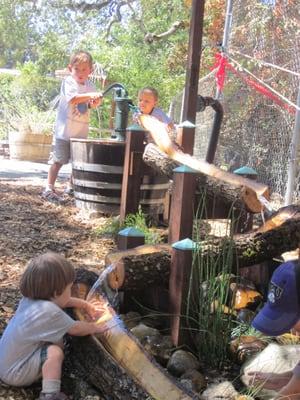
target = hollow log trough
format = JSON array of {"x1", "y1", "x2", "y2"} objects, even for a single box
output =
[{"x1": 71, "y1": 281, "x2": 198, "y2": 400}]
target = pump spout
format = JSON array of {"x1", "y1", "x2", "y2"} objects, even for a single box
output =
[{"x1": 102, "y1": 83, "x2": 128, "y2": 97}]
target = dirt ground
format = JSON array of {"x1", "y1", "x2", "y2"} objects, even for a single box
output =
[{"x1": 0, "y1": 176, "x2": 116, "y2": 399}]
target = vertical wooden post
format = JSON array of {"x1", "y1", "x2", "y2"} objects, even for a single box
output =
[
  {"x1": 117, "y1": 227, "x2": 145, "y2": 250},
  {"x1": 179, "y1": 0, "x2": 205, "y2": 154},
  {"x1": 120, "y1": 125, "x2": 145, "y2": 222},
  {"x1": 168, "y1": 166, "x2": 198, "y2": 244},
  {"x1": 176, "y1": 121, "x2": 196, "y2": 156},
  {"x1": 169, "y1": 238, "x2": 196, "y2": 346}
]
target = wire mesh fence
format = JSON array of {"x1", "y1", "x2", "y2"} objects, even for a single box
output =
[{"x1": 171, "y1": 0, "x2": 300, "y2": 204}]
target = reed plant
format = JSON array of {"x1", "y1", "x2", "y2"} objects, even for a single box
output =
[{"x1": 185, "y1": 190, "x2": 238, "y2": 368}]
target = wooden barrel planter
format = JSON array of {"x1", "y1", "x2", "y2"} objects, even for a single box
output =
[
  {"x1": 71, "y1": 138, "x2": 170, "y2": 216},
  {"x1": 140, "y1": 173, "x2": 170, "y2": 216},
  {"x1": 71, "y1": 139, "x2": 125, "y2": 215},
  {"x1": 9, "y1": 131, "x2": 52, "y2": 163}
]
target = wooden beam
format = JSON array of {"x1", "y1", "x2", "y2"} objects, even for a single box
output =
[
  {"x1": 120, "y1": 125, "x2": 145, "y2": 221},
  {"x1": 169, "y1": 239, "x2": 195, "y2": 346},
  {"x1": 179, "y1": 0, "x2": 206, "y2": 154},
  {"x1": 168, "y1": 166, "x2": 198, "y2": 244}
]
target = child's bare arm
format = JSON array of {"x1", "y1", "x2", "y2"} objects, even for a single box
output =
[
  {"x1": 248, "y1": 371, "x2": 292, "y2": 390},
  {"x1": 68, "y1": 320, "x2": 106, "y2": 336},
  {"x1": 69, "y1": 92, "x2": 103, "y2": 105},
  {"x1": 277, "y1": 374, "x2": 300, "y2": 399},
  {"x1": 65, "y1": 297, "x2": 106, "y2": 319}
]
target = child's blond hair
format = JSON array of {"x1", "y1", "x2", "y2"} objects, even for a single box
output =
[
  {"x1": 69, "y1": 50, "x2": 93, "y2": 68},
  {"x1": 138, "y1": 87, "x2": 159, "y2": 101},
  {"x1": 20, "y1": 252, "x2": 75, "y2": 300}
]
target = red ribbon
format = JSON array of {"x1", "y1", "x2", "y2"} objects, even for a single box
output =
[
  {"x1": 211, "y1": 53, "x2": 227, "y2": 92},
  {"x1": 212, "y1": 53, "x2": 296, "y2": 115}
]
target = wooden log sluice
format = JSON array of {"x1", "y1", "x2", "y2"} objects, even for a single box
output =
[
  {"x1": 143, "y1": 143, "x2": 251, "y2": 213},
  {"x1": 71, "y1": 282, "x2": 198, "y2": 400},
  {"x1": 105, "y1": 205, "x2": 300, "y2": 291},
  {"x1": 138, "y1": 115, "x2": 269, "y2": 213}
]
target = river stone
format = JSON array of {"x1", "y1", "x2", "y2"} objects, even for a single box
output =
[
  {"x1": 130, "y1": 323, "x2": 160, "y2": 340},
  {"x1": 120, "y1": 311, "x2": 141, "y2": 329},
  {"x1": 167, "y1": 349, "x2": 201, "y2": 377},
  {"x1": 201, "y1": 381, "x2": 239, "y2": 400},
  {"x1": 180, "y1": 369, "x2": 206, "y2": 392},
  {"x1": 241, "y1": 343, "x2": 300, "y2": 399},
  {"x1": 141, "y1": 334, "x2": 173, "y2": 365}
]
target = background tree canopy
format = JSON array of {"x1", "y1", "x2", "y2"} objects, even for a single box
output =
[{"x1": 0, "y1": 1, "x2": 193, "y2": 108}]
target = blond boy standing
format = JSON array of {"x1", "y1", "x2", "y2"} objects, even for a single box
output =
[{"x1": 43, "y1": 50, "x2": 103, "y2": 203}]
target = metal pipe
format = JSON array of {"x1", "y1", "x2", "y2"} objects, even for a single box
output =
[
  {"x1": 216, "y1": 0, "x2": 233, "y2": 99},
  {"x1": 285, "y1": 85, "x2": 300, "y2": 205},
  {"x1": 203, "y1": 97, "x2": 224, "y2": 163},
  {"x1": 102, "y1": 83, "x2": 128, "y2": 97}
]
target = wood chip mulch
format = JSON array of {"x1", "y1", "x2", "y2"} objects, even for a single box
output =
[{"x1": 0, "y1": 180, "x2": 116, "y2": 399}]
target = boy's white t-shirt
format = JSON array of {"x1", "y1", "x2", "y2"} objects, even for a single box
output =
[
  {"x1": 0, "y1": 297, "x2": 76, "y2": 386},
  {"x1": 55, "y1": 75, "x2": 96, "y2": 141}
]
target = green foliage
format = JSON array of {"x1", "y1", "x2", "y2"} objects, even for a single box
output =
[
  {"x1": 0, "y1": 1, "x2": 32, "y2": 66},
  {"x1": 230, "y1": 322, "x2": 271, "y2": 341},
  {"x1": 94, "y1": 207, "x2": 162, "y2": 245},
  {"x1": 91, "y1": 0, "x2": 189, "y2": 115},
  {"x1": 190, "y1": 249, "x2": 235, "y2": 368},
  {"x1": 185, "y1": 198, "x2": 236, "y2": 368},
  {"x1": 13, "y1": 62, "x2": 59, "y2": 110},
  {"x1": 0, "y1": 69, "x2": 56, "y2": 140}
]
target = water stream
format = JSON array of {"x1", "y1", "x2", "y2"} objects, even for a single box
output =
[
  {"x1": 87, "y1": 264, "x2": 117, "y2": 302},
  {"x1": 257, "y1": 194, "x2": 277, "y2": 225},
  {"x1": 86, "y1": 264, "x2": 125, "y2": 332}
]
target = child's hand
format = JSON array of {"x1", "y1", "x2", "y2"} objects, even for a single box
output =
[
  {"x1": 89, "y1": 93, "x2": 103, "y2": 108},
  {"x1": 94, "y1": 322, "x2": 108, "y2": 334},
  {"x1": 84, "y1": 301, "x2": 106, "y2": 320}
]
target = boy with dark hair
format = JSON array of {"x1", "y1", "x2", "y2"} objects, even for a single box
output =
[{"x1": 0, "y1": 252, "x2": 106, "y2": 400}]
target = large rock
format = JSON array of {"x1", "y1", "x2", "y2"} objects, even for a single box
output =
[
  {"x1": 167, "y1": 350, "x2": 201, "y2": 377},
  {"x1": 241, "y1": 343, "x2": 300, "y2": 398}
]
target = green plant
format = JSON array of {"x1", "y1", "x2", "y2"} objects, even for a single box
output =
[
  {"x1": 124, "y1": 207, "x2": 162, "y2": 244},
  {"x1": 184, "y1": 194, "x2": 237, "y2": 368},
  {"x1": 93, "y1": 207, "x2": 162, "y2": 245},
  {"x1": 94, "y1": 216, "x2": 122, "y2": 237},
  {"x1": 230, "y1": 322, "x2": 272, "y2": 342},
  {"x1": 0, "y1": 67, "x2": 57, "y2": 139},
  {"x1": 1, "y1": 93, "x2": 55, "y2": 136}
]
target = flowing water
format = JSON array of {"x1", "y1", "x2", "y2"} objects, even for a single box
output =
[
  {"x1": 86, "y1": 264, "x2": 125, "y2": 332},
  {"x1": 257, "y1": 194, "x2": 275, "y2": 214},
  {"x1": 86, "y1": 264, "x2": 117, "y2": 302},
  {"x1": 257, "y1": 194, "x2": 277, "y2": 225}
]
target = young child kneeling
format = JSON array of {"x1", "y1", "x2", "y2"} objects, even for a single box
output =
[{"x1": 0, "y1": 252, "x2": 106, "y2": 400}]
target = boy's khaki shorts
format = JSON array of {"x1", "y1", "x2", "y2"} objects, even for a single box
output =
[{"x1": 48, "y1": 138, "x2": 71, "y2": 165}]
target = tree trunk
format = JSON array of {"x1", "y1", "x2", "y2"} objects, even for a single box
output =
[
  {"x1": 105, "y1": 244, "x2": 171, "y2": 290},
  {"x1": 104, "y1": 205, "x2": 300, "y2": 290},
  {"x1": 71, "y1": 282, "x2": 197, "y2": 400}
]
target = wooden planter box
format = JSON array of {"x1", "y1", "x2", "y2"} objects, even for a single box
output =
[{"x1": 9, "y1": 131, "x2": 53, "y2": 163}]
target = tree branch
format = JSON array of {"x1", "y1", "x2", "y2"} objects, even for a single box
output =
[{"x1": 144, "y1": 20, "x2": 186, "y2": 43}]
